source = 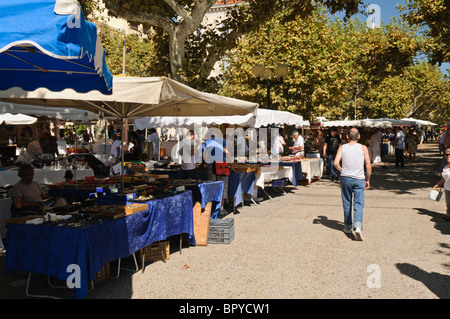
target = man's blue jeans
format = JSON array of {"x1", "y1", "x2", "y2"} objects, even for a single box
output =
[
  {"x1": 340, "y1": 176, "x2": 366, "y2": 230},
  {"x1": 326, "y1": 154, "x2": 338, "y2": 177}
]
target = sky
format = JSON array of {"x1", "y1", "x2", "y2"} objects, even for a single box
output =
[{"x1": 337, "y1": 0, "x2": 449, "y2": 76}]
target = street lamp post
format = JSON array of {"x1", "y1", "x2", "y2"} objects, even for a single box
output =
[{"x1": 252, "y1": 64, "x2": 288, "y2": 108}]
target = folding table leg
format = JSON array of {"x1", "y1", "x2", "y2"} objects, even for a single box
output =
[
  {"x1": 25, "y1": 272, "x2": 61, "y2": 299},
  {"x1": 112, "y1": 252, "x2": 139, "y2": 279},
  {"x1": 260, "y1": 187, "x2": 272, "y2": 200}
]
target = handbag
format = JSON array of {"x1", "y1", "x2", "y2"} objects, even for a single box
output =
[
  {"x1": 429, "y1": 187, "x2": 443, "y2": 201},
  {"x1": 214, "y1": 161, "x2": 230, "y2": 176}
]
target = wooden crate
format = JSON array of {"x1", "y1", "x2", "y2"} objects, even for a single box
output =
[
  {"x1": 192, "y1": 201, "x2": 212, "y2": 246},
  {"x1": 139, "y1": 240, "x2": 170, "y2": 263}
]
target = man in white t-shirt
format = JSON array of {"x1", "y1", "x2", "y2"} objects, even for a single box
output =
[
  {"x1": 289, "y1": 131, "x2": 304, "y2": 157},
  {"x1": 370, "y1": 128, "x2": 383, "y2": 163},
  {"x1": 26, "y1": 137, "x2": 49, "y2": 160},
  {"x1": 272, "y1": 130, "x2": 286, "y2": 156},
  {"x1": 109, "y1": 133, "x2": 121, "y2": 175},
  {"x1": 178, "y1": 130, "x2": 199, "y2": 179},
  {"x1": 145, "y1": 128, "x2": 161, "y2": 160},
  {"x1": 394, "y1": 126, "x2": 405, "y2": 168}
]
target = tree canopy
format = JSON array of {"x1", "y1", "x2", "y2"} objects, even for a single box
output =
[
  {"x1": 399, "y1": 0, "x2": 450, "y2": 64},
  {"x1": 218, "y1": 8, "x2": 425, "y2": 121},
  {"x1": 80, "y1": 0, "x2": 364, "y2": 85}
]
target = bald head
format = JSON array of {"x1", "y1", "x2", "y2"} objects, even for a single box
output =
[{"x1": 348, "y1": 128, "x2": 360, "y2": 141}]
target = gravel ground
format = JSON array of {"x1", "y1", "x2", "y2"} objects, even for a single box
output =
[{"x1": 2, "y1": 142, "x2": 449, "y2": 302}]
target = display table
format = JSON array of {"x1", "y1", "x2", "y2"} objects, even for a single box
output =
[
  {"x1": 69, "y1": 153, "x2": 109, "y2": 167},
  {"x1": 255, "y1": 165, "x2": 291, "y2": 189},
  {"x1": 0, "y1": 168, "x2": 95, "y2": 187},
  {"x1": 279, "y1": 161, "x2": 303, "y2": 187},
  {"x1": 4, "y1": 191, "x2": 194, "y2": 299},
  {"x1": 301, "y1": 158, "x2": 323, "y2": 184}
]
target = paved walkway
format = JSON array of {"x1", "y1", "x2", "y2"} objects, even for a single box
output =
[{"x1": 1, "y1": 142, "x2": 449, "y2": 299}]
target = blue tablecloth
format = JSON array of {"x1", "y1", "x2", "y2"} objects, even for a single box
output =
[
  {"x1": 4, "y1": 191, "x2": 193, "y2": 299},
  {"x1": 186, "y1": 181, "x2": 224, "y2": 219},
  {"x1": 228, "y1": 171, "x2": 256, "y2": 207}
]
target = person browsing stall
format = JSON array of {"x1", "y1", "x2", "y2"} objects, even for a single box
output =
[
  {"x1": 394, "y1": 126, "x2": 405, "y2": 168},
  {"x1": 145, "y1": 128, "x2": 161, "y2": 160},
  {"x1": 10, "y1": 165, "x2": 67, "y2": 217},
  {"x1": 179, "y1": 130, "x2": 200, "y2": 180},
  {"x1": 26, "y1": 137, "x2": 49, "y2": 161},
  {"x1": 323, "y1": 126, "x2": 342, "y2": 180},
  {"x1": 109, "y1": 133, "x2": 122, "y2": 175},
  {"x1": 110, "y1": 133, "x2": 121, "y2": 164}
]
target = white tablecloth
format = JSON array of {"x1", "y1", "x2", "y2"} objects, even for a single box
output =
[
  {"x1": 301, "y1": 158, "x2": 323, "y2": 184},
  {"x1": 0, "y1": 168, "x2": 95, "y2": 187},
  {"x1": 255, "y1": 165, "x2": 292, "y2": 189}
]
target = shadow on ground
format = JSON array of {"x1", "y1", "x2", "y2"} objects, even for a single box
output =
[{"x1": 369, "y1": 143, "x2": 443, "y2": 195}]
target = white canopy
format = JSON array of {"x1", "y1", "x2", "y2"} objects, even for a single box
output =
[
  {"x1": 400, "y1": 117, "x2": 437, "y2": 126},
  {"x1": 133, "y1": 113, "x2": 254, "y2": 130},
  {"x1": 0, "y1": 113, "x2": 37, "y2": 125},
  {"x1": 322, "y1": 118, "x2": 419, "y2": 129},
  {"x1": 133, "y1": 108, "x2": 303, "y2": 130},
  {"x1": 0, "y1": 76, "x2": 259, "y2": 119},
  {"x1": 0, "y1": 102, "x2": 99, "y2": 121},
  {"x1": 252, "y1": 109, "x2": 303, "y2": 128}
]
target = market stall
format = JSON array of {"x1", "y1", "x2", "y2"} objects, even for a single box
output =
[
  {"x1": 4, "y1": 190, "x2": 194, "y2": 299},
  {"x1": 0, "y1": 76, "x2": 259, "y2": 188}
]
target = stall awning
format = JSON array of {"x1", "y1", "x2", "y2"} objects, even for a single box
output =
[{"x1": 0, "y1": 0, "x2": 113, "y2": 94}]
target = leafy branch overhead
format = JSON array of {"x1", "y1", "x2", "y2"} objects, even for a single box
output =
[{"x1": 80, "y1": 0, "x2": 363, "y2": 85}]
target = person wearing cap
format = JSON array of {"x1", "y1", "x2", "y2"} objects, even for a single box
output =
[{"x1": 289, "y1": 131, "x2": 304, "y2": 157}]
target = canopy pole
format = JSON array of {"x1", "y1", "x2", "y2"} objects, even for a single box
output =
[{"x1": 121, "y1": 118, "x2": 126, "y2": 190}]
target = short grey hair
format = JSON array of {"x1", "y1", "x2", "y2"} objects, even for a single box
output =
[{"x1": 347, "y1": 128, "x2": 360, "y2": 141}]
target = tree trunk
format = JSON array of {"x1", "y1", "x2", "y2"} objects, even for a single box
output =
[{"x1": 168, "y1": 29, "x2": 186, "y2": 83}]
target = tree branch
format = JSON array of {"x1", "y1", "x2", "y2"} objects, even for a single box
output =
[{"x1": 103, "y1": 0, "x2": 174, "y2": 32}]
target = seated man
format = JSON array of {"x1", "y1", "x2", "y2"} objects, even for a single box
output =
[{"x1": 10, "y1": 164, "x2": 67, "y2": 217}]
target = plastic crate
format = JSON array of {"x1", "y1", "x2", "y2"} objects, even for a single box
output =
[{"x1": 208, "y1": 218, "x2": 234, "y2": 244}]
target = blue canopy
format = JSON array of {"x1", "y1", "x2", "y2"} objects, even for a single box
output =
[{"x1": 0, "y1": 0, "x2": 113, "y2": 94}]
